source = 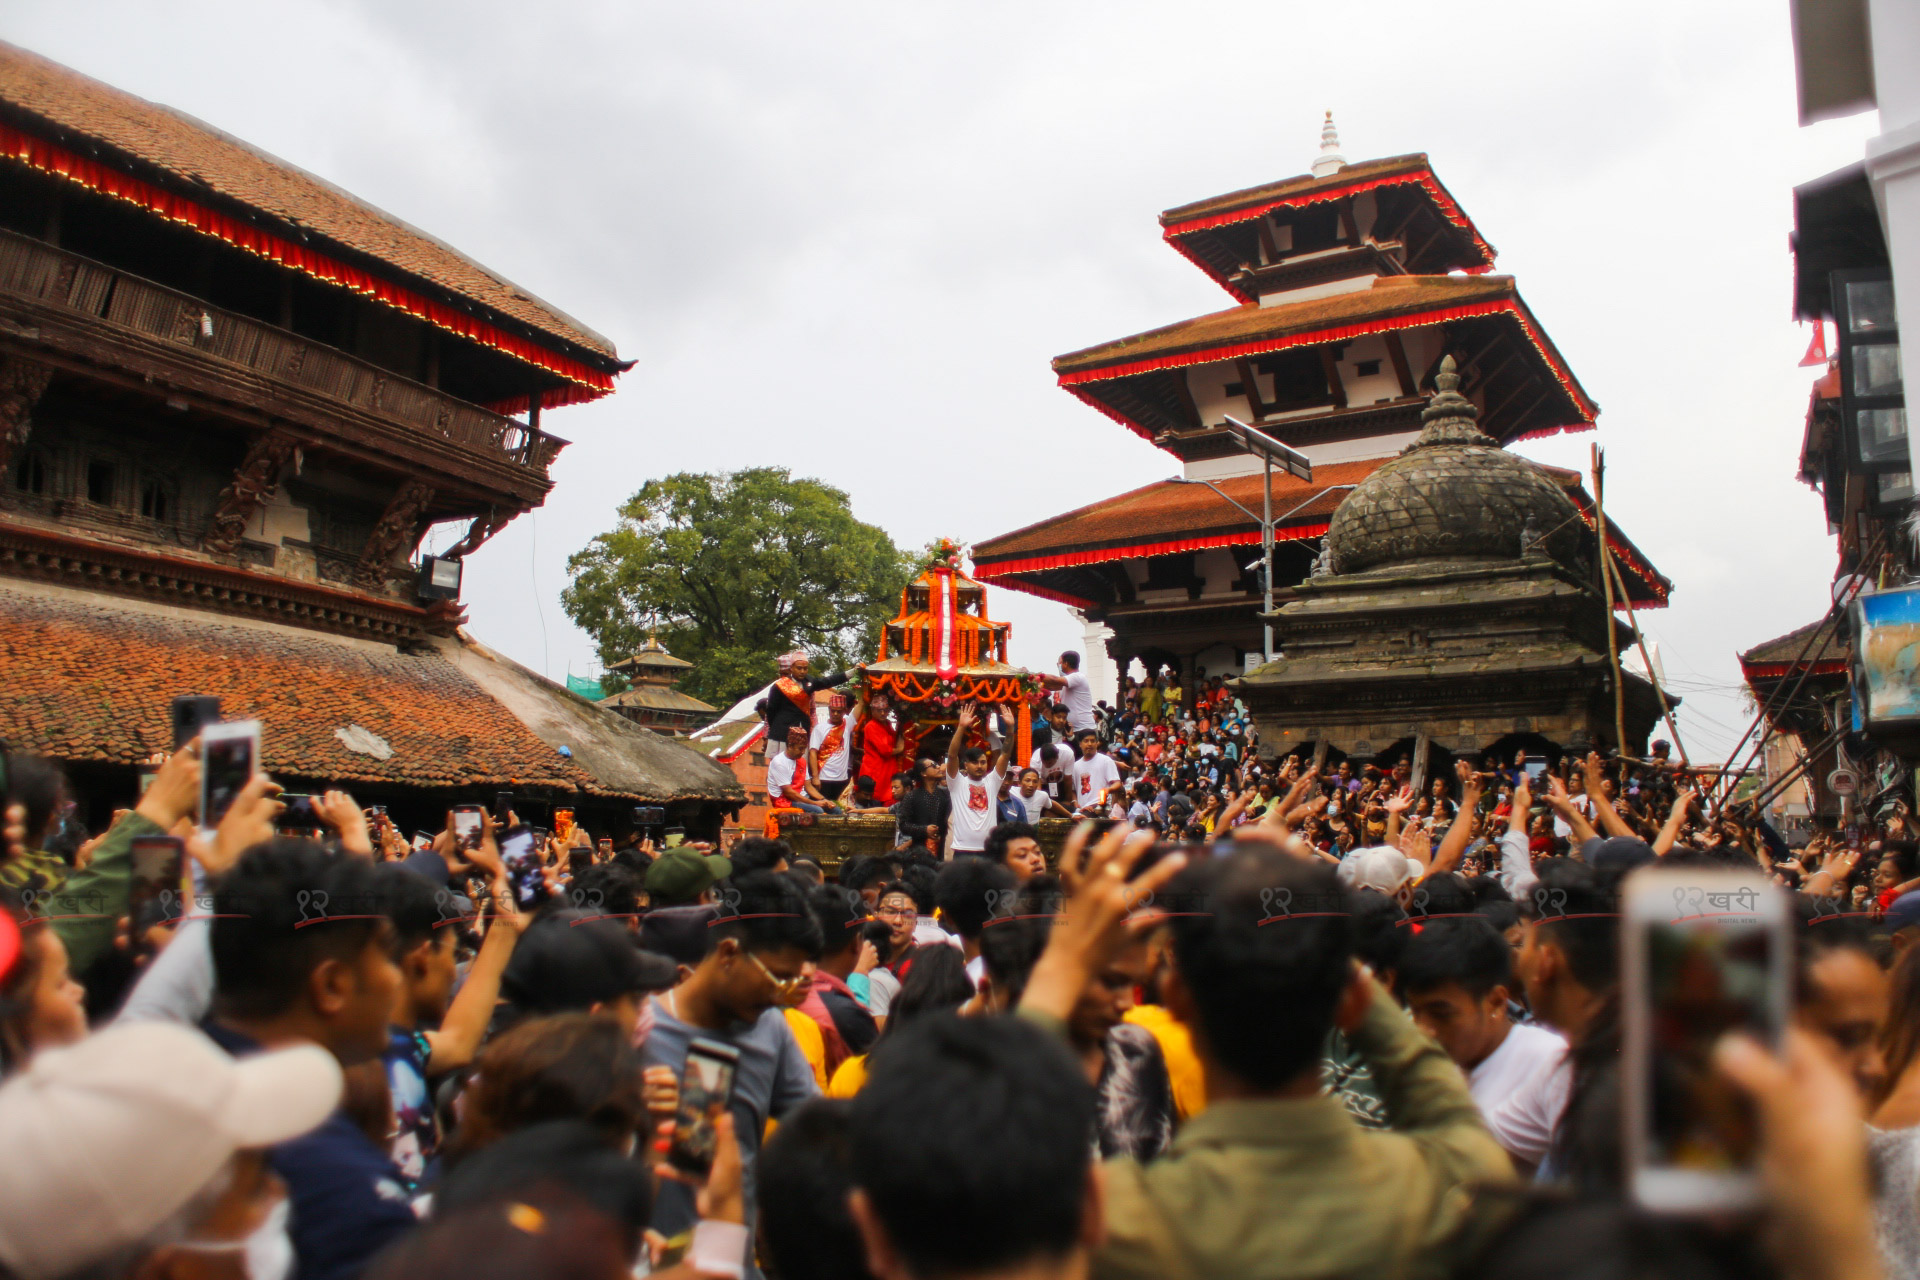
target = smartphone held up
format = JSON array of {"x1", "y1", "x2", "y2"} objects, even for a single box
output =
[
  {"x1": 198, "y1": 720, "x2": 260, "y2": 834},
  {"x1": 1622, "y1": 866, "x2": 1789, "y2": 1214}
]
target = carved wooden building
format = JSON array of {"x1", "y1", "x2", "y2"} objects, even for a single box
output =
[
  {"x1": 0, "y1": 42, "x2": 742, "y2": 833},
  {"x1": 973, "y1": 120, "x2": 1669, "y2": 698}
]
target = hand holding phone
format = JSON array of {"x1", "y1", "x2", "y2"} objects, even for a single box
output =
[
  {"x1": 451, "y1": 806, "x2": 485, "y2": 852},
  {"x1": 668, "y1": 1038, "x2": 742, "y2": 1178},
  {"x1": 1624, "y1": 866, "x2": 1788, "y2": 1213},
  {"x1": 199, "y1": 721, "x2": 260, "y2": 833},
  {"x1": 500, "y1": 825, "x2": 550, "y2": 910}
]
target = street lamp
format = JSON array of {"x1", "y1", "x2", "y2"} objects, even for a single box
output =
[{"x1": 1167, "y1": 424, "x2": 1356, "y2": 662}]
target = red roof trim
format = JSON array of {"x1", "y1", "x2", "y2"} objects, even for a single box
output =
[
  {"x1": 1162, "y1": 171, "x2": 1496, "y2": 272},
  {"x1": 1564, "y1": 494, "x2": 1670, "y2": 606},
  {"x1": 975, "y1": 576, "x2": 1101, "y2": 611},
  {"x1": 1164, "y1": 231, "x2": 1255, "y2": 304},
  {"x1": 715, "y1": 722, "x2": 766, "y2": 764},
  {"x1": 974, "y1": 523, "x2": 1330, "y2": 577},
  {"x1": 0, "y1": 121, "x2": 615, "y2": 407},
  {"x1": 1740, "y1": 660, "x2": 1849, "y2": 681},
  {"x1": 1057, "y1": 297, "x2": 1599, "y2": 444}
]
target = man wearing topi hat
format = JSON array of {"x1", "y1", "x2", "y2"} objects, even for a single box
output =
[{"x1": 763, "y1": 651, "x2": 847, "y2": 755}]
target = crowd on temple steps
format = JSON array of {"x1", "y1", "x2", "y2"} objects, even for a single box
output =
[{"x1": 0, "y1": 648, "x2": 1916, "y2": 1280}]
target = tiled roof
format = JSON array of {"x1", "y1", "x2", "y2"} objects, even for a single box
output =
[
  {"x1": 1740, "y1": 619, "x2": 1847, "y2": 670},
  {"x1": 974, "y1": 459, "x2": 1385, "y2": 565},
  {"x1": 0, "y1": 41, "x2": 617, "y2": 364},
  {"x1": 0, "y1": 584, "x2": 739, "y2": 801},
  {"x1": 1161, "y1": 154, "x2": 1438, "y2": 227},
  {"x1": 1054, "y1": 275, "x2": 1518, "y2": 377},
  {"x1": 602, "y1": 686, "x2": 719, "y2": 715}
]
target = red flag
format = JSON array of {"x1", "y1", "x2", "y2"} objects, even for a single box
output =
[{"x1": 1799, "y1": 321, "x2": 1830, "y2": 368}]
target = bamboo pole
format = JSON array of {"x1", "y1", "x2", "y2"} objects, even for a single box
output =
[
  {"x1": 1604, "y1": 552, "x2": 1687, "y2": 764},
  {"x1": 1593, "y1": 445, "x2": 1628, "y2": 753}
]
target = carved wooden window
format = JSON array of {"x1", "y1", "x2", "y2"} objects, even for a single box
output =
[
  {"x1": 12, "y1": 451, "x2": 46, "y2": 495},
  {"x1": 139, "y1": 477, "x2": 174, "y2": 522},
  {"x1": 85, "y1": 459, "x2": 119, "y2": 506}
]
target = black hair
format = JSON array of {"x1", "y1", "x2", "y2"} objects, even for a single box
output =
[
  {"x1": 1164, "y1": 848, "x2": 1354, "y2": 1088},
  {"x1": 960, "y1": 746, "x2": 988, "y2": 767},
  {"x1": 380, "y1": 864, "x2": 449, "y2": 954},
  {"x1": 5, "y1": 755, "x2": 66, "y2": 849},
  {"x1": 1525, "y1": 858, "x2": 1619, "y2": 993},
  {"x1": 709, "y1": 870, "x2": 824, "y2": 959},
  {"x1": 1038, "y1": 744, "x2": 1060, "y2": 767},
  {"x1": 897, "y1": 864, "x2": 938, "y2": 915},
  {"x1": 1397, "y1": 916, "x2": 1514, "y2": 999},
  {"x1": 758, "y1": 1100, "x2": 874, "y2": 1280},
  {"x1": 610, "y1": 846, "x2": 653, "y2": 878},
  {"x1": 729, "y1": 837, "x2": 792, "y2": 879},
  {"x1": 839, "y1": 855, "x2": 891, "y2": 894},
  {"x1": 1886, "y1": 840, "x2": 1920, "y2": 881},
  {"x1": 808, "y1": 884, "x2": 868, "y2": 959},
  {"x1": 434, "y1": 1119, "x2": 653, "y2": 1237},
  {"x1": 933, "y1": 857, "x2": 1016, "y2": 943},
  {"x1": 849, "y1": 1014, "x2": 1093, "y2": 1278},
  {"x1": 568, "y1": 863, "x2": 641, "y2": 921},
  {"x1": 1476, "y1": 897, "x2": 1522, "y2": 934},
  {"x1": 1410, "y1": 871, "x2": 1475, "y2": 920},
  {"x1": 212, "y1": 839, "x2": 395, "y2": 1021},
  {"x1": 885, "y1": 945, "x2": 974, "y2": 1036},
  {"x1": 979, "y1": 876, "x2": 1061, "y2": 1007},
  {"x1": 1058, "y1": 650, "x2": 1081, "y2": 670},
  {"x1": 982, "y1": 822, "x2": 1038, "y2": 868}
]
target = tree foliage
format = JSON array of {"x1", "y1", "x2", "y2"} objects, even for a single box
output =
[{"x1": 562, "y1": 468, "x2": 916, "y2": 708}]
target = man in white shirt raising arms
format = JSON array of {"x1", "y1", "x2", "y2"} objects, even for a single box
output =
[
  {"x1": 1037, "y1": 650, "x2": 1097, "y2": 735},
  {"x1": 1396, "y1": 914, "x2": 1567, "y2": 1176},
  {"x1": 944, "y1": 701, "x2": 1010, "y2": 858}
]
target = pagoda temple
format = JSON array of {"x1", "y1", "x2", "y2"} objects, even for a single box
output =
[
  {"x1": 601, "y1": 635, "x2": 718, "y2": 735},
  {"x1": 974, "y1": 119, "x2": 1670, "y2": 696},
  {"x1": 0, "y1": 43, "x2": 743, "y2": 835}
]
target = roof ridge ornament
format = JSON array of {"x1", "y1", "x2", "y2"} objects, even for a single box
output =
[
  {"x1": 1407, "y1": 355, "x2": 1495, "y2": 450},
  {"x1": 1312, "y1": 111, "x2": 1347, "y2": 178}
]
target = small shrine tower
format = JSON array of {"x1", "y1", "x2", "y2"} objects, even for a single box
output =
[{"x1": 602, "y1": 635, "x2": 718, "y2": 735}]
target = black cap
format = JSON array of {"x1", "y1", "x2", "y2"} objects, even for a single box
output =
[
  {"x1": 1581, "y1": 835, "x2": 1657, "y2": 873},
  {"x1": 500, "y1": 910, "x2": 678, "y2": 1014}
]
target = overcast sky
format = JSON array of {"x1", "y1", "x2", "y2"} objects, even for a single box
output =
[{"x1": 9, "y1": 0, "x2": 1883, "y2": 762}]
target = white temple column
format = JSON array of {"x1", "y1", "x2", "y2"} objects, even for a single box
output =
[{"x1": 1074, "y1": 612, "x2": 1119, "y2": 709}]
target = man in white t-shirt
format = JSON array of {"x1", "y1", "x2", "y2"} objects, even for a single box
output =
[
  {"x1": 1038, "y1": 650, "x2": 1097, "y2": 734},
  {"x1": 766, "y1": 726, "x2": 830, "y2": 814},
  {"x1": 808, "y1": 694, "x2": 857, "y2": 804},
  {"x1": 943, "y1": 701, "x2": 1009, "y2": 857},
  {"x1": 1069, "y1": 731, "x2": 1122, "y2": 817},
  {"x1": 1398, "y1": 915, "x2": 1568, "y2": 1174},
  {"x1": 1010, "y1": 767, "x2": 1064, "y2": 824}
]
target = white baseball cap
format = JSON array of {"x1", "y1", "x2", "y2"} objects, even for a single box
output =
[
  {"x1": 1345, "y1": 846, "x2": 1420, "y2": 894},
  {"x1": 0, "y1": 1021, "x2": 342, "y2": 1280}
]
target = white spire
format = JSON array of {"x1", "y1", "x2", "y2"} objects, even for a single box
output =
[{"x1": 1312, "y1": 110, "x2": 1346, "y2": 178}]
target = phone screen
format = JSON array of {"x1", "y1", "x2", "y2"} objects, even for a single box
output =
[
  {"x1": 1524, "y1": 756, "x2": 1548, "y2": 783},
  {"x1": 200, "y1": 724, "x2": 257, "y2": 830},
  {"x1": 127, "y1": 835, "x2": 185, "y2": 957},
  {"x1": 500, "y1": 825, "x2": 547, "y2": 909},
  {"x1": 451, "y1": 807, "x2": 484, "y2": 851},
  {"x1": 669, "y1": 1038, "x2": 742, "y2": 1177},
  {"x1": 1630, "y1": 881, "x2": 1785, "y2": 1210}
]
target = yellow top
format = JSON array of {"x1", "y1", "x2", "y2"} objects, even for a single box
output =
[
  {"x1": 783, "y1": 1007, "x2": 829, "y2": 1089},
  {"x1": 1124, "y1": 1003, "x2": 1206, "y2": 1121},
  {"x1": 827, "y1": 1052, "x2": 870, "y2": 1098}
]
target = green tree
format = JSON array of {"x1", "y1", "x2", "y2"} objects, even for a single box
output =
[{"x1": 562, "y1": 468, "x2": 916, "y2": 708}]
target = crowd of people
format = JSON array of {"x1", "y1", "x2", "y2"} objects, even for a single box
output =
[{"x1": 1, "y1": 651, "x2": 1916, "y2": 1280}]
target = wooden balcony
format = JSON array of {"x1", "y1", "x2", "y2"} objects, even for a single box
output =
[{"x1": 0, "y1": 229, "x2": 566, "y2": 503}]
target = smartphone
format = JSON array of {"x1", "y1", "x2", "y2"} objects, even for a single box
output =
[
  {"x1": 280, "y1": 794, "x2": 320, "y2": 829},
  {"x1": 1623, "y1": 866, "x2": 1790, "y2": 1213},
  {"x1": 500, "y1": 824, "x2": 548, "y2": 909},
  {"x1": 1524, "y1": 754, "x2": 1549, "y2": 784},
  {"x1": 554, "y1": 809, "x2": 576, "y2": 844},
  {"x1": 412, "y1": 830, "x2": 436, "y2": 851},
  {"x1": 495, "y1": 791, "x2": 515, "y2": 822},
  {"x1": 451, "y1": 805, "x2": 484, "y2": 851},
  {"x1": 127, "y1": 835, "x2": 185, "y2": 958},
  {"x1": 668, "y1": 1038, "x2": 742, "y2": 1178},
  {"x1": 199, "y1": 720, "x2": 259, "y2": 832},
  {"x1": 169, "y1": 695, "x2": 221, "y2": 751}
]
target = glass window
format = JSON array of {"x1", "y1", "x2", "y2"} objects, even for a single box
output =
[
  {"x1": 1879, "y1": 471, "x2": 1914, "y2": 505},
  {"x1": 1852, "y1": 343, "x2": 1904, "y2": 398},
  {"x1": 1859, "y1": 408, "x2": 1909, "y2": 465},
  {"x1": 1847, "y1": 279, "x2": 1897, "y2": 335}
]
